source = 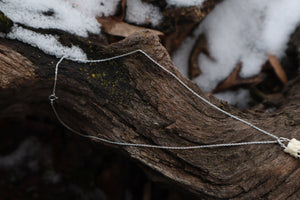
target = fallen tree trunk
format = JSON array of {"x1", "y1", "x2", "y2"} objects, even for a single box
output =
[{"x1": 0, "y1": 31, "x2": 299, "y2": 199}]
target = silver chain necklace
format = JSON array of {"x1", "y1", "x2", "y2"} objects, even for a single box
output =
[{"x1": 49, "y1": 49, "x2": 300, "y2": 159}]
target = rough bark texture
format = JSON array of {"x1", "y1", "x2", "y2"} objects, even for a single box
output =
[{"x1": 0, "y1": 31, "x2": 299, "y2": 199}]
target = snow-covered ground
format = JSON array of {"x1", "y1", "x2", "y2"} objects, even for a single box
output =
[
  {"x1": 166, "y1": 0, "x2": 206, "y2": 7},
  {"x1": 7, "y1": 25, "x2": 88, "y2": 59},
  {"x1": 173, "y1": 0, "x2": 300, "y2": 107},
  {"x1": 125, "y1": 0, "x2": 163, "y2": 26}
]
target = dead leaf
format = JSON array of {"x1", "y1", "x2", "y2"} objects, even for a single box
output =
[
  {"x1": 189, "y1": 34, "x2": 212, "y2": 79},
  {"x1": 267, "y1": 54, "x2": 288, "y2": 84},
  {"x1": 213, "y1": 62, "x2": 264, "y2": 93},
  {"x1": 97, "y1": 17, "x2": 164, "y2": 38},
  {"x1": 251, "y1": 88, "x2": 284, "y2": 107},
  {"x1": 120, "y1": 0, "x2": 127, "y2": 21}
]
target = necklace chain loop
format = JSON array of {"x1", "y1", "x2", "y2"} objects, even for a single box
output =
[{"x1": 49, "y1": 50, "x2": 299, "y2": 158}]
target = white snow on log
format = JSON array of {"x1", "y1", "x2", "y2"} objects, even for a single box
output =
[
  {"x1": 7, "y1": 25, "x2": 87, "y2": 60},
  {"x1": 166, "y1": 0, "x2": 206, "y2": 7},
  {"x1": 172, "y1": 0, "x2": 300, "y2": 106},
  {"x1": 63, "y1": 0, "x2": 120, "y2": 18},
  {"x1": 125, "y1": 0, "x2": 163, "y2": 27},
  {"x1": 0, "y1": 0, "x2": 107, "y2": 37},
  {"x1": 0, "y1": 0, "x2": 122, "y2": 59}
]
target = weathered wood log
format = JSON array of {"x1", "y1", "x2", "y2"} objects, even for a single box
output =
[{"x1": 0, "y1": 31, "x2": 299, "y2": 199}]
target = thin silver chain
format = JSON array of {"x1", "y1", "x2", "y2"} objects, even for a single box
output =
[{"x1": 49, "y1": 50, "x2": 290, "y2": 150}]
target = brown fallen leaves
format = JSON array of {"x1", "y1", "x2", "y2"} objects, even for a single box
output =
[
  {"x1": 188, "y1": 33, "x2": 288, "y2": 96},
  {"x1": 189, "y1": 34, "x2": 211, "y2": 79},
  {"x1": 97, "y1": 0, "x2": 221, "y2": 50},
  {"x1": 213, "y1": 54, "x2": 288, "y2": 93},
  {"x1": 267, "y1": 54, "x2": 288, "y2": 84},
  {"x1": 97, "y1": 0, "x2": 163, "y2": 39},
  {"x1": 213, "y1": 62, "x2": 264, "y2": 93},
  {"x1": 97, "y1": 17, "x2": 163, "y2": 38}
]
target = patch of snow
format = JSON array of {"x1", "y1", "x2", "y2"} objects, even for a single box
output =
[
  {"x1": 198, "y1": 0, "x2": 300, "y2": 82},
  {"x1": 214, "y1": 89, "x2": 250, "y2": 109},
  {"x1": 166, "y1": 0, "x2": 206, "y2": 7},
  {"x1": 265, "y1": 107, "x2": 276, "y2": 113},
  {"x1": 0, "y1": 0, "x2": 107, "y2": 37},
  {"x1": 261, "y1": 1, "x2": 300, "y2": 58},
  {"x1": 7, "y1": 25, "x2": 87, "y2": 59},
  {"x1": 173, "y1": 0, "x2": 300, "y2": 105},
  {"x1": 172, "y1": 26, "x2": 203, "y2": 77},
  {"x1": 63, "y1": 0, "x2": 120, "y2": 17},
  {"x1": 125, "y1": 0, "x2": 163, "y2": 27},
  {"x1": 172, "y1": 37, "x2": 194, "y2": 77}
]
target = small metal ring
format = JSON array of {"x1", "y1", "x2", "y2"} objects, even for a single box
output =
[
  {"x1": 49, "y1": 94, "x2": 58, "y2": 101},
  {"x1": 277, "y1": 137, "x2": 290, "y2": 148}
]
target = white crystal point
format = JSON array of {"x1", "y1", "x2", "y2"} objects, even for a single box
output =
[{"x1": 284, "y1": 138, "x2": 300, "y2": 158}]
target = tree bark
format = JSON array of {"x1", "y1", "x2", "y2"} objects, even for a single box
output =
[{"x1": 0, "y1": 31, "x2": 299, "y2": 199}]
